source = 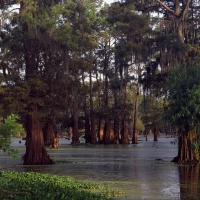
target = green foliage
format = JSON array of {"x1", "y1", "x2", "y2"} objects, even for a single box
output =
[
  {"x1": 0, "y1": 114, "x2": 24, "y2": 158},
  {"x1": 140, "y1": 95, "x2": 164, "y2": 130},
  {"x1": 0, "y1": 171, "x2": 123, "y2": 199},
  {"x1": 165, "y1": 57, "x2": 200, "y2": 131},
  {"x1": 137, "y1": 118, "x2": 145, "y2": 132}
]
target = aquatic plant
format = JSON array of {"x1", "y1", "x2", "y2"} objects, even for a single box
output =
[{"x1": 0, "y1": 171, "x2": 123, "y2": 199}]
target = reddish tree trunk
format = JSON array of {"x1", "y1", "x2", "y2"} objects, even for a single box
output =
[
  {"x1": 71, "y1": 87, "x2": 80, "y2": 144},
  {"x1": 89, "y1": 70, "x2": 97, "y2": 144},
  {"x1": 84, "y1": 113, "x2": 91, "y2": 143},
  {"x1": 23, "y1": 104, "x2": 53, "y2": 165},
  {"x1": 121, "y1": 120, "x2": 130, "y2": 144},
  {"x1": 113, "y1": 118, "x2": 120, "y2": 144},
  {"x1": 98, "y1": 118, "x2": 104, "y2": 143},
  {"x1": 71, "y1": 107, "x2": 80, "y2": 144},
  {"x1": 104, "y1": 118, "x2": 110, "y2": 144},
  {"x1": 50, "y1": 137, "x2": 59, "y2": 149},
  {"x1": 43, "y1": 120, "x2": 57, "y2": 146},
  {"x1": 90, "y1": 116, "x2": 97, "y2": 144},
  {"x1": 172, "y1": 128, "x2": 199, "y2": 163},
  {"x1": 132, "y1": 82, "x2": 140, "y2": 144},
  {"x1": 110, "y1": 128, "x2": 114, "y2": 143}
]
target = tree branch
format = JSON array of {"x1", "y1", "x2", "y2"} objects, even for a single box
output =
[
  {"x1": 155, "y1": 0, "x2": 178, "y2": 17},
  {"x1": 0, "y1": 7, "x2": 19, "y2": 21},
  {"x1": 180, "y1": 0, "x2": 191, "y2": 19}
]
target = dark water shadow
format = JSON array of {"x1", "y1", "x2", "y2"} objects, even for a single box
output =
[{"x1": 178, "y1": 164, "x2": 200, "y2": 200}]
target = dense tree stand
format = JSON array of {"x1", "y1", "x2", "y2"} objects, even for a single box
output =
[{"x1": 23, "y1": 104, "x2": 53, "y2": 165}]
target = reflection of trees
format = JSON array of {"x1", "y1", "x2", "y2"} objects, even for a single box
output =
[{"x1": 179, "y1": 165, "x2": 200, "y2": 200}]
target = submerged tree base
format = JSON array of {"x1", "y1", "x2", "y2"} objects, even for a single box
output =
[
  {"x1": 171, "y1": 132, "x2": 199, "y2": 165},
  {"x1": 171, "y1": 156, "x2": 199, "y2": 165},
  {"x1": 22, "y1": 154, "x2": 54, "y2": 165}
]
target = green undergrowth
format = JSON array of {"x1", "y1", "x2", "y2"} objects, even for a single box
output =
[{"x1": 0, "y1": 171, "x2": 124, "y2": 200}]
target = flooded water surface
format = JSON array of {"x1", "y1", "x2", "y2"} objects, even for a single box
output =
[{"x1": 1, "y1": 135, "x2": 200, "y2": 200}]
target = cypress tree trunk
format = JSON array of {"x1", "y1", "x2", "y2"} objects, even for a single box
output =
[
  {"x1": 153, "y1": 126, "x2": 158, "y2": 141},
  {"x1": 23, "y1": 104, "x2": 53, "y2": 164},
  {"x1": 145, "y1": 128, "x2": 148, "y2": 141},
  {"x1": 21, "y1": 1, "x2": 53, "y2": 164},
  {"x1": 90, "y1": 116, "x2": 96, "y2": 144},
  {"x1": 132, "y1": 86, "x2": 139, "y2": 144},
  {"x1": 104, "y1": 118, "x2": 110, "y2": 144},
  {"x1": 71, "y1": 86, "x2": 80, "y2": 144},
  {"x1": 90, "y1": 70, "x2": 97, "y2": 144},
  {"x1": 98, "y1": 118, "x2": 104, "y2": 144},
  {"x1": 110, "y1": 128, "x2": 114, "y2": 143},
  {"x1": 113, "y1": 118, "x2": 120, "y2": 144},
  {"x1": 43, "y1": 119, "x2": 57, "y2": 146},
  {"x1": 71, "y1": 104, "x2": 80, "y2": 144},
  {"x1": 172, "y1": 127, "x2": 199, "y2": 163},
  {"x1": 82, "y1": 74, "x2": 90, "y2": 143},
  {"x1": 84, "y1": 113, "x2": 91, "y2": 143},
  {"x1": 121, "y1": 120, "x2": 130, "y2": 144}
]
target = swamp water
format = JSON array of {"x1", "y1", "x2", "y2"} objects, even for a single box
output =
[{"x1": 0, "y1": 135, "x2": 200, "y2": 200}]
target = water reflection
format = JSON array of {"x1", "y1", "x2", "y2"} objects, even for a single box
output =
[
  {"x1": 179, "y1": 164, "x2": 200, "y2": 200},
  {"x1": 1, "y1": 136, "x2": 200, "y2": 199}
]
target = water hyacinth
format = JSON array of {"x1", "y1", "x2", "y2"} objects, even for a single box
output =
[{"x1": 0, "y1": 171, "x2": 124, "y2": 200}]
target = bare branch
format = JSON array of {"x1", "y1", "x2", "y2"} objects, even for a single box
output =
[
  {"x1": 180, "y1": 0, "x2": 191, "y2": 19},
  {"x1": 155, "y1": 0, "x2": 178, "y2": 17},
  {"x1": 0, "y1": 7, "x2": 19, "y2": 21}
]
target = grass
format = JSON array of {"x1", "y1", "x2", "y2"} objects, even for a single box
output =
[{"x1": 0, "y1": 171, "x2": 124, "y2": 200}]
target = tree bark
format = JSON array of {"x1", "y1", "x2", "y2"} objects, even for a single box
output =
[
  {"x1": 145, "y1": 128, "x2": 148, "y2": 141},
  {"x1": 113, "y1": 118, "x2": 120, "y2": 144},
  {"x1": 90, "y1": 70, "x2": 97, "y2": 144},
  {"x1": 104, "y1": 117, "x2": 110, "y2": 144},
  {"x1": 90, "y1": 116, "x2": 96, "y2": 144},
  {"x1": 132, "y1": 83, "x2": 140, "y2": 144},
  {"x1": 23, "y1": 104, "x2": 53, "y2": 164},
  {"x1": 98, "y1": 118, "x2": 104, "y2": 144},
  {"x1": 172, "y1": 127, "x2": 199, "y2": 163},
  {"x1": 153, "y1": 126, "x2": 158, "y2": 141},
  {"x1": 82, "y1": 74, "x2": 90, "y2": 143},
  {"x1": 71, "y1": 87, "x2": 80, "y2": 144},
  {"x1": 110, "y1": 128, "x2": 114, "y2": 143},
  {"x1": 84, "y1": 113, "x2": 91, "y2": 143},
  {"x1": 121, "y1": 119, "x2": 130, "y2": 144},
  {"x1": 71, "y1": 104, "x2": 80, "y2": 144},
  {"x1": 43, "y1": 119, "x2": 57, "y2": 146}
]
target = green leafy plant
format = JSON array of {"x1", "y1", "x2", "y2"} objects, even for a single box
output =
[
  {"x1": 0, "y1": 114, "x2": 24, "y2": 158},
  {"x1": 0, "y1": 171, "x2": 124, "y2": 200}
]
